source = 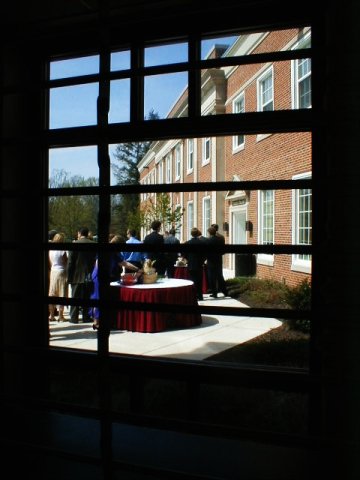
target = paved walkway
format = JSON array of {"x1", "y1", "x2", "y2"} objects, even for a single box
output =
[{"x1": 49, "y1": 294, "x2": 282, "y2": 360}]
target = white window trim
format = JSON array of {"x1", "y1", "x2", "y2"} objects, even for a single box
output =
[
  {"x1": 232, "y1": 92, "x2": 245, "y2": 153},
  {"x1": 187, "y1": 200, "x2": 194, "y2": 238},
  {"x1": 257, "y1": 65, "x2": 274, "y2": 112},
  {"x1": 202, "y1": 137, "x2": 211, "y2": 166},
  {"x1": 257, "y1": 189, "x2": 274, "y2": 266},
  {"x1": 202, "y1": 196, "x2": 211, "y2": 234},
  {"x1": 291, "y1": 172, "x2": 312, "y2": 274},
  {"x1": 157, "y1": 159, "x2": 164, "y2": 184},
  {"x1": 175, "y1": 143, "x2": 182, "y2": 181},
  {"x1": 187, "y1": 138, "x2": 194, "y2": 173},
  {"x1": 165, "y1": 153, "x2": 172, "y2": 184},
  {"x1": 291, "y1": 31, "x2": 312, "y2": 110}
]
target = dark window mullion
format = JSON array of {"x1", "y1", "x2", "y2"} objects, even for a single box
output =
[
  {"x1": 97, "y1": 48, "x2": 112, "y2": 356},
  {"x1": 130, "y1": 41, "x2": 144, "y2": 123},
  {"x1": 188, "y1": 34, "x2": 201, "y2": 118}
]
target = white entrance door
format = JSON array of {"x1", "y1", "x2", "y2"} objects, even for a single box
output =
[{"x1": 231, "y1": 210, "x2": 247, "y2": 272}]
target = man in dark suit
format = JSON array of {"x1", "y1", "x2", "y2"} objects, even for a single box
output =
[
  {"x1": 143, "y1": 220, "x2": 166, "y2": 275},
  {"x1": 183, "y1": 227, "x2": 206, "y2": 300},
  {"x1": 206, "y1": 226, "x2": 228, "y2": 298},
  {"x1": 67, "y1": 227, "x2": 96, "y2": 323},
  {"x1": 164, "y1": 227, "x2": 180, "y2": 278}
]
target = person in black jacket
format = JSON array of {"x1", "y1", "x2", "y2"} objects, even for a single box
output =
[
  {"x1": 206, "y1": 226, "x2": 228, "y2": 299},
  {"x1": 183, "y1": 227, "x2": 207, "y2": 300},
  {"x1": 143, "y1": 220, "x2": 166, "y2": 275},
  {"x1": 164, "y1": 227, "x2": 180, "y2": 278},
  {"x1": 67, "y1": 227, "x2": 96, "y2": 323}
]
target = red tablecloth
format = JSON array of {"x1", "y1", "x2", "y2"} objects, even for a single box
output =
[
  {"x1": 174, "y1": 265, "x2": 208, "y2": 294},
  {"x1": 110, "y1": 278, "x2": 202, "y2": 333}
]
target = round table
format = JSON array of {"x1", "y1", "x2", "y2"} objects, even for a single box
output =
[
  {"x1": 173, "y1": 265, "x2": 208, "y2": 294},
  {"x1": 110, "y1": 278, "x2": 202, "y2": 333}
]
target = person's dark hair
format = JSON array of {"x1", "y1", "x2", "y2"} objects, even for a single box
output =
[
  {"x1": 169, "y1": 228, "x2": 176, "y2": 235},
  {"x1": 191, "y1": 227, "x2": 200, "y2": 237},
  {"x1": 48, "y1": 229, "x2": 57, "y2": 241},
  {"x1": 151, "y1": 220, "x2": 161, "y2": 231},
  {"x1": 208, "y1": 226, "x2": 217, "y2": 236},
  {"x1": 211, "y1": 223, "x2": 219, "y2": 231},
  {"x1": 127, "y1": 229, "x2": 137, "y2": 237},
  {"x1": 79, "y1": 227, "x2": 89, "y2": 237}
]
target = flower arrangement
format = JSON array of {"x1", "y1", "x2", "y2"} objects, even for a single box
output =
[
  {"x1": 175, "y1": 256, "x2": 187, "y2": 267},
  {"x1": 142, "y1": 259, "x2": 158, "y2": 284}
]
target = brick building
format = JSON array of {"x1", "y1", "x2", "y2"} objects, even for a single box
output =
[{"x1": 139, "y1": 27, "x2": 311, "y2": 287}]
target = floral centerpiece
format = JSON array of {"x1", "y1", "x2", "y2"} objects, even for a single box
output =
[
  {"x1": 142, "y1": 259, "x2": 158, "y2": 284},
  {"x1": 175, "y1": 256, "x2": 187, "y2": 267}
]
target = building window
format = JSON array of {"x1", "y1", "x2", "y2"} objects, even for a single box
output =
[
  {"x1": 187, "y1": 138, "x2": 194, "y2": 172},
  {"x1": 292, "y1": 32, "x2": 312, "y2": 109},
  {"x1": 165, "y1": 153, "x2": 172, "y2": 183},
  {"x1": 202, "y1": 137, "x2": 211, "y2": 165},
  {"x1": 175, "y1": 143, "x2": 181, "y2": 180},
  {"x1": 232, "y1": 92, "x2": 245, "y2": 151},
  {"x1": 292, "y1": 173, "x2": 312, "y2": 273},
  {"x1": 258, "y1": 190, "x2": 274, "y2": 265},
  {"x1": 187, "y1": 201, "x2": 194, "y2": 236},
  {"x1": 257, "y1": 66, "x2": 274, "y2": 112},
  {"x1": 202, "y1": 196, "x2": 211, "y2": 234},
  {"x1": 157, "y1": 160, "x2": 163, "y2": 184}
]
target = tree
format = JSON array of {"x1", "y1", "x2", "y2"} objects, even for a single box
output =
[
  {"x1": 111, "y1": 109, "x2": 159, "y2": 236},
  {"x1": 141, "y1": 193, "x2": 184, "y2": 233},
  {"x1": 48, "y1": 169, "x2": 99, "y2": 240}
]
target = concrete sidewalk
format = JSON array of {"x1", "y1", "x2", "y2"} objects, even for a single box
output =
[{"x1": 49, "y1": 294, "x2": 282, "y2": 361}]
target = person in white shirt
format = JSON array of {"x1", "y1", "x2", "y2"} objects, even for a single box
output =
[{"x1": 48, "y1": 232, "x2": 68, "y2": 321}]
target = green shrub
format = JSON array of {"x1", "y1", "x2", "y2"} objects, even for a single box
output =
[
  {"x1": 226, "y1": 276, "x2": 311, "y2": 333},
  {"x1": 285, "y1": 279, "x2": 311, "y2": 333},
  {"x1": 285, "y1": 279, "x2": 311, "y2": 310}
]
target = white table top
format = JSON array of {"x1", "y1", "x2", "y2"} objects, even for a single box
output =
[{"x1": 110, "y1": 278, "x2": 194, "y2": 290}]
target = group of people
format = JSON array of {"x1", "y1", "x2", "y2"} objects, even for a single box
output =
[
  {"x1": 48, "y1": 221, "x2": 228, "y2": 331},
  {"x1": 181, "y1": 224, "x2": 228, "y2": 301},
  {"x1": 48, "y1": 227, "x2": 143, "y2": 330}
]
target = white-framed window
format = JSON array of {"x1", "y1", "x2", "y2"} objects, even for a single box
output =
[
  {"x1": 292, "y1": 172, "x2": 312, "y2": 273},
  {"x1": 175, "y1": 143, "x2": 181, "y2": 180},
  {"x1": 165, "y1": 153, "x2": 172, "y2": 183},
  {"x1": 157, "y1": 159, "x2": 163, "y2": 184},
  {"x1": 187, "y1": 138, "x2": 194, "y2": 172},
  {"x1": 232, "y1": 92, "x2": 245, "y2": 151},
  {"x1": 202, "y1": 196, "x2": 211, "y2": 234},
  {"x1": 292, "y1": 32, "x2": 312, "y2": 109},
  {"x1": 257, "y1": 190, "x2": 274, "y2": 265},
  {"x1": 202, "y1": 137, "x2": 211, "y2": 165},
  {"x1": 257, "y1": 66, "x2": 274, "y2": 112},
  {"x1": 187, "y1": 201, "x2": 194, "y2": 237}
]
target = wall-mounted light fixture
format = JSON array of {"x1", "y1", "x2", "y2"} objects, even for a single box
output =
[
  {"x1": 245, "y1": 220, "x2": 253, "y2": 232},
  {"x1": 223, "y1": 222, "x2": 229, "y2": 232}
]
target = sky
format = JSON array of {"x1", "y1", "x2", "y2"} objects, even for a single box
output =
[{"x1": 48, "y1": 36, "x2": 237, "y2": 183}]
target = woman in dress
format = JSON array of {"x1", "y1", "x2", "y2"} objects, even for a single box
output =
[{"x1": 48, "y1": 232, "x2": 68, "y2": 321}]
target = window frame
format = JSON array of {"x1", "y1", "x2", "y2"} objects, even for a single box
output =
[
  {"x1": 292, "y1": 172, "x2": 312, "y2": 273},
  {"x1": 202, "y1": 137, "x2": 211, "y2": 165},
  {"x1": 41, "y1": 21, "x2": 316, "y2": 447},
  {"x1": 232, "y1": 91, "x2": 245, "y2": 152},
  {"x1": 257, "y1": 189, "x2": 275, "y2": 266},
  {"x1": 257, "y1": 65, "x2": 274, "y2": 112},
  {"x1": 187, "y1": 138, "x2": 194, "y2": 173},
  {"x1": 175, "y1": 142, "x2": 182, "y2": 180},
  {"x1": 291, "y1": 31, "x2": 312, "y2": 110}
]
